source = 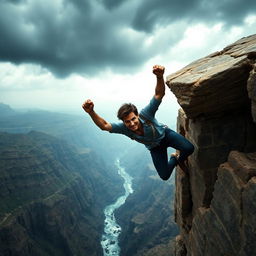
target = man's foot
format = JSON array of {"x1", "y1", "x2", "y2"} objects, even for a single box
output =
[
  {"x1": 171, "y1": 152, "x2": 179, "y2": 159},
  {"x1": 171, "y1": 153, "x2": 189, "y2": 174}
]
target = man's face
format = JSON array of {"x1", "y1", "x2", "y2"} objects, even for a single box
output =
[{"x1": 123, "y1": 112, "x2": 140, "y2": 132}]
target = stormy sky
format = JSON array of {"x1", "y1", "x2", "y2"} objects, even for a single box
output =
[{"x1": 0, "y1": 0, "x2": 256, "y2": 118}]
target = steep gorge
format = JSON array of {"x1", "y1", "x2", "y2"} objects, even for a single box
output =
[
  {"x1": 166, "y1": 34, "x2": 256, "y2": 256},
  {"x1": 116, "y1": 146, "x2": 178, "y2": 256},
  {"x1": 0, "y1": 131, "x2": 122, "y2": 255}
]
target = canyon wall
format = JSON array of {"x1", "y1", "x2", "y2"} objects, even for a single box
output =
[
  {"x1": 0, "y1": 131, "x2": 121, "y2": 256},
  {"x1": 166, "y1": 34, "x2": 256, "y2": 256}
]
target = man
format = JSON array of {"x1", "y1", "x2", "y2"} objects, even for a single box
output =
[{"x1": 82, "y1": 65, "x2": 194, "y2": 180}]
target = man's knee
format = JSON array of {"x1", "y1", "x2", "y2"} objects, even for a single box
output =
[
  {"x1": 185, "y1": 142, "x2": 194, "y2": 155},
  {"x1": 189, "y1": 143, "x2": 195, "y2": 154},
  {"x1": 159, "y1": 174, "x2": 170, "y2": 181}
]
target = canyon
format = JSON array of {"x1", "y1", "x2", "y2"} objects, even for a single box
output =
[
  {"x1": 0, "y1": 130, "x2": 121, "y2": 256},
  {"x1": 0, "y1": 106, "x2": 178, "y2": 255}
]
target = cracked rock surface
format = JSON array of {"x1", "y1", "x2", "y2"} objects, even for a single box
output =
[{"x1": 168, "y1": 34, "x2": 256, "y2": 256}]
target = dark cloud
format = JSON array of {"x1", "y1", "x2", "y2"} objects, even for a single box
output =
[
  {"x1": 132, "y1": 0, "x2": 256, "y2": 32},
  {"x1": 0, "y1": 0, "x2": 25, "y2": 3},
  {"x1": 132, "y1": 0, "x2": 198, "y2": 32},
  {"x1": 0, "y1": 0, "x2": 255, "y2": 77},
  {"x1": 97, "y1": 0, "x2": 127, "y2": 10},
  {"x1": 0, "y1": 0, "x2": 151, "y2": 77}
]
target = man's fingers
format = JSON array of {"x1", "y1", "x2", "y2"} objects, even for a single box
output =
[
  {"x1": 85, "y1": 103, "x2": 92, "y2": 108},
  {"x1": 153, "y1": 65, "x2": 163, "y2": 68},
  {"x1": 82, "y1": 99, "x2": 93, "y2": 110},
  {"x1": 153, "y1": 65, "x2": 165, "y2": 77},
  {"x1": 83, "y1": 99, "x2": 91, "y2": 105},
  {"x1": 153, "y1": 65, "x2": 165, "y2": 72}
]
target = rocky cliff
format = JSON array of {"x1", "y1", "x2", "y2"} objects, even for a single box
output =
[{"x1": 166, "y1": 34, "x2": 256, "y2": 256}]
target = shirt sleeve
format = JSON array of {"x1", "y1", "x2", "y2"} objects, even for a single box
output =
[
  {"x1": 109, "y1": 122, "x2": 126, "y2": 134},
  {"x1": 140, "y1": 96, "x2": 162, "y2": 119}
]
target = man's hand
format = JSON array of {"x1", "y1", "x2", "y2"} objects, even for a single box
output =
[
  {"x1": 153, "y1": 65, "x2": 165, "y2": 100},
  {"x1": 82, "y1": 99, "x2": 94, "y2": 114},
  {"x1": 82, "y1": 99, "x2": 112, "y2": 131},
  {"x1": 153, "y1": 65, "x2": 165, "y2": 78}
]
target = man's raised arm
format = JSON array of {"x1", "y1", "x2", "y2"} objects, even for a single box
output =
[
  {"x1": 82, "y1": 99, "x2": 112, "y2": 131},
  {"x1": 153, "y1": 65, "x2": 165, "y2": 101}
]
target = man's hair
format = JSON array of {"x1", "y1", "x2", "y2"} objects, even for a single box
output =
[{"x1": 117, "y1": 103, "x2": 138, "y2": 120}]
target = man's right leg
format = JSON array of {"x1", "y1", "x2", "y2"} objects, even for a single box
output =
[
  {"x1": 164, "y1": 128, "x2": 194, "y2": 162},
  {"x1": 163, "y1": 128, "x2": 194, "y2": 173},
  {"x1": 150, "y1": 146, "x2": 177, "y2": 180}
]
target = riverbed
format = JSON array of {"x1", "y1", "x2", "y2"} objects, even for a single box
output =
[{"x1": 101, "y1": 159, "x2": 133, "y2": 256}]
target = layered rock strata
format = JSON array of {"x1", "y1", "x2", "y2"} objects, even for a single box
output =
[
  {"x1": 166, "y1": 34, "x2": 256, "y2": 256},
  {"x1": 0, "y1": 131, "x2": 120, "y2": 256}
]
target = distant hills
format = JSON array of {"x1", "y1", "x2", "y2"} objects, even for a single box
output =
[
  {"x1": 0, "y1": 103, "x2": 16, "y2": 117},
  {"x1": 0, "y1": 103, "x2": 132, "y2": 163}
]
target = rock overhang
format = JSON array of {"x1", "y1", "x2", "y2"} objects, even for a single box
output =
[{"x1": 166, "y1": 34, "x2": 256, "y2": 119}]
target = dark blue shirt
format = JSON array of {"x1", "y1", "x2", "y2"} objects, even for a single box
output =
[{"x1": 110, "y1": 96, "x2": 166, "y2": 149}]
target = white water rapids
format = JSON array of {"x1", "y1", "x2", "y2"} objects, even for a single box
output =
[{"x1": 101, "y1": 159, "x2": 133, "y2": 256}]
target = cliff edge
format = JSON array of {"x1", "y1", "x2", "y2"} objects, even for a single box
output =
[{"x1": 166, "y1": 34, "x2": 256, "y2": 256}]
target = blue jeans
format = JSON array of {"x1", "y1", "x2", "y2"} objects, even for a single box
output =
[{"x1": 150, "y1": 128, "x2": 194, "y2": 180}]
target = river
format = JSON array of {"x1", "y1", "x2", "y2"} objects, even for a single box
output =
[{"x1": 101, "y1": 158, "x2": 133, "y2": 256}]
